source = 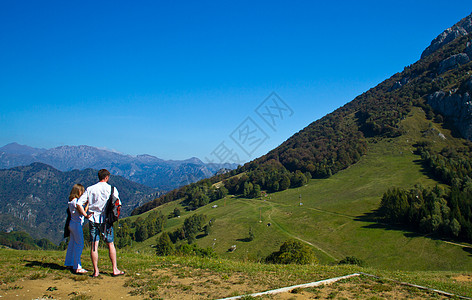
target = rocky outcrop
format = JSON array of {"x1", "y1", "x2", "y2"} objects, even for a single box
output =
[
  {"x1": 438, "y1": 53, "x2": 470, "y2": 74},
  {"x1": 389, "y1": 77, "x2": 410, "y2": 91},
  {"x1": 466, "y1": 41, "x2": 472, "y2": 57},
  {"x1": 427, "y1": 77, "x2": 472, "y2": 140},
  {"x1": 421, "y1": 13, "x2": 472, "y2": 59},
  {"x1": 435, "y1": 40, "x2": 472, "y2": 75}
]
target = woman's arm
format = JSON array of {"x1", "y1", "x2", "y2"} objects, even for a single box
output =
[{"x1": 76, "y1": 202, "x2": 92, "y2": 219}]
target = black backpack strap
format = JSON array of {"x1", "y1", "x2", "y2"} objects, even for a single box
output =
[
  {"x1": 105, "y1": 185, "x2": 115, "y2": 226},
  {"x1": 107, "y1": 186, "x2": 114, "y2": 207}
]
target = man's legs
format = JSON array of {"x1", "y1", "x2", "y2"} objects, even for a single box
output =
[
  {"x1": 91, "y1": 241, "x2": 100, "y2": 276},
  {"x1": 89, "y1": 222, "x2": 101, "y2": 277},
  {"x1": 104, "y1": 225, "x2": 123, "y2": 276},
  {"x1": 107, "y1": 242, "x2": 122, "y2": 275}
]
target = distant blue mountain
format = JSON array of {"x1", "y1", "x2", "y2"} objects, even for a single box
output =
[{"x1": 0, "y1": 143, "x2": 238, "y2": 191}]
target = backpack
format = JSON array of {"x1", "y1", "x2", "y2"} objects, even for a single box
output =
[
  {"x1": 63, "y1": 208, "x2": 71, "y2": 238},
  {"x1": 105, "y1": 186, "x2": 121, "y2": 225}
]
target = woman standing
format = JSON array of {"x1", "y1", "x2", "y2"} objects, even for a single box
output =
[{"x1": 64, "y1": 184, "x2": 91, "y2": 274}]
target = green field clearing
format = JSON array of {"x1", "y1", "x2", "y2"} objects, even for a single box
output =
[{"x1": 130, "y1": 108, "x2": 472, "y2": 271}]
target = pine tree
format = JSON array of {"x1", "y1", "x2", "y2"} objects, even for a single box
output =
[{"x1": 155, "y1": 232, "x2": 174, "y2": 256}]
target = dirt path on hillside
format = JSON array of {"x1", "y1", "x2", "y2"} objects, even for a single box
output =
[
  {"x1": 265, "y1": 202, "x2": 338, "y2": 260},
  {"x1": 260, "y1": 198, "x2": 472, "y2": 254},
  {"x1": 1, "y1": 272, "x2": 141, "y2": 300}
]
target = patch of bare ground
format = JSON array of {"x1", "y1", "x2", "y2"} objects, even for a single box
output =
[
  {"x1": 454, "y1": 274, "x2": 472, "y2": 283},
  {"x1": 0, "y1": 272, "x2": 458, "y2": 300},
  {"x1": 0, "y1": 268, "x2": 274, "y2": 300},
  {"x1": 0, "y1": 272, "x2": 141, "y2": 300},
  {"x1": 123, "y1": 266, "x2": 275, "y2": 299},
  {"x1": 251, "y1": 277, "x2": 453, "y2": 300}
]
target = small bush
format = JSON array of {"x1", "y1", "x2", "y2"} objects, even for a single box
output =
[
  {"x1": 265, "y1": 240, "x2": 317, "y2": 265},
  {"x1": 338, "y1": 256, "x2": 365, "y2": 267},
  {"x1": 175, "y1": 243, "x2": 217, "y2": 258}
]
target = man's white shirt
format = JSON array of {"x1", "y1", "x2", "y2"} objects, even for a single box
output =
[{"x1": 77, "y1": 181, "x2": 120, "y2": 224}]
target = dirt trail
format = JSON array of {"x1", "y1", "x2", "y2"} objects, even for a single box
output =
[
  {"x1": 0, "y1": 269, "x2": 273, "y2": 300},
  {"x1": 1, "y1": 273, "x2": 141, "y2": 300},
  {"x1": 265, "y1": 202, "x2": 338, "y2": 260},
  {"x1": 261, "y1": 198, "x2": 472, "y2": 253}
]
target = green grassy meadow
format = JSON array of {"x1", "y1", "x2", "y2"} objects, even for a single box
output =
[{"x1": 130, "y1": 108, "x2": 472, "y2": 271}]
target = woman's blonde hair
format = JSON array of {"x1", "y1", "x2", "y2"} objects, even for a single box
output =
[{"x1": 69, "y1": 184, "x2": 85, "y2": 201}]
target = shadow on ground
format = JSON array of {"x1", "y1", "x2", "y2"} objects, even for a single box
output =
[
  {"x1": 355, "y1": 211, "x2": 472, "y2": 255},
  {"x1": 236, "y1": 237, "x2": 253, "y2": 242},
  {"x1": 24, "y1": 260, "x2": 69, "y2": 271}
]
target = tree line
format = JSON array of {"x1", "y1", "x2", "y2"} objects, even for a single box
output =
[
  {"x1": 114, "y1": 210, "x2": 166, "y2": 248},
  {"x1": 131, "y1": 173, "x2": 232, "y2": 215},
  {"x1": 155, "y1": 213, "x2": 216, "y2": 257},
  {"x1": 224, "y1": 167, "x2": 309, "y2": 197},
  {"x1": 0, "y1": 231, "x2": 59, "y2": 250},
  {"x1": 378, "y1": 143, "x2": 472, "y2": 241}
]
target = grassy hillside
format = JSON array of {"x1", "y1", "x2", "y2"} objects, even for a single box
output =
[
  {"x1": 133, "y1": 26, "x2": 472, "y2": 221},
  {"x1": 126, "y1": 107, "x2": 472, "y2": 271},
  {"x1": 124, "y1": 18, "x2": 472, "y2": 277}
]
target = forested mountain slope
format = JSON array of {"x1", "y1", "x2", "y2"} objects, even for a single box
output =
[{"x1": 134, "y1": 13, "x2": 472, "y2": 215}]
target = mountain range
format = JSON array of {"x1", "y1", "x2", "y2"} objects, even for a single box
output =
[{"x1": 0, "y1": 143, "x2": 238, "y2": 191}]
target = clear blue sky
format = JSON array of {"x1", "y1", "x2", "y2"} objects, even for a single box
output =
[{"x1": 1, "y1": 1, "x2": 471, "y2": 163}]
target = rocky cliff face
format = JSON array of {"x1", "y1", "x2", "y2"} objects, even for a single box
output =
[
  {"x1": 417, "y1": 13, "x2": 472, "y2": 142},
  {"x1": 421, "y1": 13, "x2": 472, "y2": 59},
  {"x1": 438, "y1": 52, "x2": 470, "y2": 74},
  {"x1": 428, "y1": 76, "x2": 472, "y2": 140}
]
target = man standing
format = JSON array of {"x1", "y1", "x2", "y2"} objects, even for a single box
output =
[{"x1": 77, "y1": 169, "x2": 124, "y2": 277}]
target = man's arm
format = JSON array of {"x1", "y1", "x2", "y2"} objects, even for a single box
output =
[{"x1": 77, "y1": 189, "x2": 88, "y2": 206}]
